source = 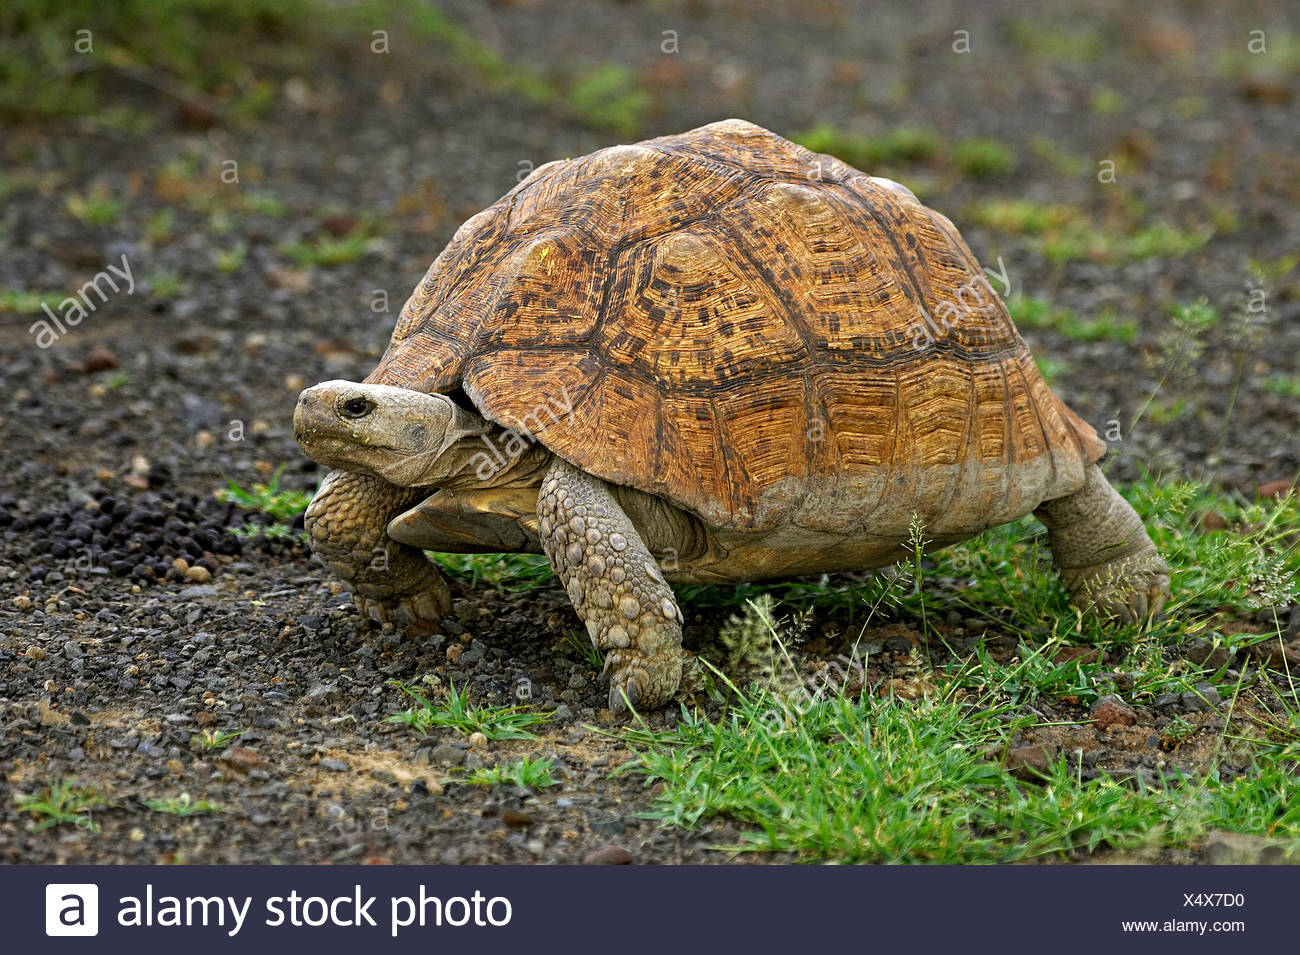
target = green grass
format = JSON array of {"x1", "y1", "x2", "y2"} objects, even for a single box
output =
[
  {"x1": 1033, "y1": 356, "x2": 1069, "y2": 384},
  {"x1": 964, "y1": 199, "x2": 1212, "y2": 265},
  {"x1": 15, "y1": 781, "x2": 110, "y2": 832},
  {"x1": 144, "y1": 792, "x2": 229, "y2": 816},
  {"x1": 190, "y1": 729, "x2": 245, "y2": 750},
  {"x1": 792, "y1": 123, "x2": 941, "y2": 169},
  {"x1": 241, "y1": 192, "x2": 287, "y2": 217},
  {"x1": 65, "y1": 187, "x2": 124, "y2": 226},
  {"x1": 567, "y1": 64, "x2": 651, "y2": 138},
  {"x1": 965, "y1": 198, "x2": 1082, "y2": 234},
  {"x1": 1249, "y1": 253, "x2": 1299, "y2": 283},
  {"x1": 617, "y1": 475, "x2": 1300, "y2": 863},
  {"x1": 1043, "y1": 221, "x2": 1212, "y2": 265},
  {"x1": 408, "y1": 3, "x2": 556, "y2": 105},
  {"x1": 280, "y1": 234, "x2": 368, "y2": 267},
  {"x1": 1007, "y1": 19, "x2": 1105, "y2": 64},
  {"x1": 1263, "y1": 374, "x2": 1300, "y2": 400},
  {"x1": 462, "y1": 757, "x2": 559, "y2": 789},
  {"x1": 213, "y1": 243, "x2": 247, "y2": 273},
  {"x1": 388, "y1": 680, "x2": 552, "y2": 740},
  {"x1": 1007, "y1": 295, "x2": 1138, "y2": 343},
  {"x1": 1028, "y1": 136, "x2": 1090, "y2": 178},
  {"x1": 145, "y1": 271, "x2": 186, "y2": 298},
  {"x1": 565, "y1": 629, "x2": 606, "y2": 670},
  {"x1": 1089, "y1": 88, "x2": 1125, "y2": 115},
  {"x1": 951, "y1": 138, "x2": 1014, "y2": 178},
  {"x1": 0, "y1": 0, "x2": 327, "y2": 119},
  {"x1": 217, "y1": 466, "x2": 310, "y2": 521},
  {"x1": 428, "y1": 552, "x2": 554, "y2": 591},
  {"x1": 1144, "y1": 396, "x2": 1188, "y2": 426},
  {"x1": 145, "y1": 209, "x2": 176, "y2": 243},
  {"x1": 0, "y1": 288, "x2": 67, "y2": 314},
  {"x1": 1215, "y1": 32, "x2": 1300, "y2": 81}
]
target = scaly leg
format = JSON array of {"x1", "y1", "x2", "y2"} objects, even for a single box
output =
[
  {"x1": 305, "y1": 469, "x2": 450, "y2": 628},
  {"x1": 1035, "y1": 464, "x2": 1170, "y2": 623},
  {"x1": 537, "y1": 458, "x2": 683, "y2": 713}
]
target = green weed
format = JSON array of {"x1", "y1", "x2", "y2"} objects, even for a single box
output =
[
  {"x1": 0, "y1": 288, "x2": 67, "y2": 314},
  {"x1": 462, "y1": 757, "x2": 559, "y2": 789},
  {"x1": 965, "y1": 198, "x2": 1081, "y2": 234},
  {"x1": 1007, "y1": 296, "x2": 1137, "y2": 343},
  {"x1": 217, "y1": 466, "x2": 310, "y2": 521},
  {"x1": 145, "y1": 272, "x2": 186, "y2": 298},
  {"x1": 144, "y1": 793, "x2": 229, "y2": 816},
  {"x1": 564, "y1": 629, "x2": 606, "y2": 670},
  {"x1": 15, "y1": 781, "x2": 110, "y2": 832},
  {"x1": 1007, "y1": 20, "x2": 1105, "y2": 63},
  {"x1": 388, "y1": 680, "x2": 552, "y2": 741},
  {"x1": 567, "y1": 64, "x2": 651, "y2": 138},
  {"x1": 952, "y1": 138, "x2": 1014, "y2": 178},
  {"x1": 1090, "y1": 88, "x2": 1125, "y2": 115},
  {"x1": 428, "y1": 552, "x2": 554, "y2": 592},
  {"x1": 1263, "y1": 375, "x2": 1300, "y2": 400},
  {"x1": 145, "y1": 209, "x2": 175, "y2": 242},
  {"x1": 280, "y1": 234, "x2": 368, "y2": 267},
  {"x1": 213, "y1": 243, "x2": 247, "y2": 273},
  {"x1": 191, "y1": 729, "x2": 245, "y2": 750},
  {"x1": 65, "y1": 186, "x2": 124, "y2": 226},
  {"x1": 793, "y1": 124, "x2": 941, "y2": 169}
]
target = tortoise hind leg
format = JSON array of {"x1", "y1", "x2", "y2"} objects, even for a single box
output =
[
  {"x1": 305, "y1": 470, "x2": 451, "y2": 629},
  {"x1": 537, "y1": 458, "x2": 683, "y2": 714},
  {"x1": 1035, "y1": 464, "x2": 1170, "y2": 623}
]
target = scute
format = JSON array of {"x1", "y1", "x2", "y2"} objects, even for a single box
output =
[{"x1": 367, "y1": 120, "x2": 1105, "y2": 532}]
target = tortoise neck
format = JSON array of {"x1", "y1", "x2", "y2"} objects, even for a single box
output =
[{"x1": 441, "y1": 426, "x2": 554, "y2": 491}]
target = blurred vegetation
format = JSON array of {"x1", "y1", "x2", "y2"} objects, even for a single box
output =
[
  {"x1": 1, "y1": 0, "x2": 655, "y2": 137},
  {"x1": 793, "y1": 123, "x2": 940, "y2": 168},
  {"x1": 0, "y1": 0, "x2": 325, "y2": 118},
  {"x1": 951, "y1": 137, "x2": 1014, "y2": 178}
]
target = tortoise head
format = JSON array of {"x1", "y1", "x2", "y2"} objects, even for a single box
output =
[{"x1": 294, "y1": 380, "x2": 492, "y2": 487}]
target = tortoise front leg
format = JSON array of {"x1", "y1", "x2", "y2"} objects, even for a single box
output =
[
  {"x1": 305, "y1": 469, "x2": 451, "y2": 629},
  {"x1": 537, "y1": 458, "x2": 684, "y2": 713},
  {"x1": 1035, "y1": 464, "x2": 1170, "y2": 623}
]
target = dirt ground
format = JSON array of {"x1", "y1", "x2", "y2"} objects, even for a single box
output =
[{"x1": 1, "y1": 0, "x2": 1297, "y2": 863}]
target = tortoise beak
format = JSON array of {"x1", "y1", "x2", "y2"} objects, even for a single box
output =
[{"x1": 293, "y1": 384, "x2": 335, "y2": 447}]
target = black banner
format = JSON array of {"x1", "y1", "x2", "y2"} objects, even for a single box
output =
[{"x1": 6, "y1": 864, "x2": 1287, "y2": 952}]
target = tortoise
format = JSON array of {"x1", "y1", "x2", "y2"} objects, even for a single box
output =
[{"x1": 293, "y1": 119, "x2": 1170, "y2": 713}]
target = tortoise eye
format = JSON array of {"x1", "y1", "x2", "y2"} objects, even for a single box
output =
[{"x1": 339, "y1": 396, "x2": 375, "y2": 419}]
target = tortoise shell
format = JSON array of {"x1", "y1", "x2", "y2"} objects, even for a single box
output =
[{"x1": 367, "y1": 119, "x2": 1105, "y2": 534}]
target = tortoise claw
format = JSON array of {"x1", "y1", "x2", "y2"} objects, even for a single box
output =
[{"x1": 352, "y1": 578, "x2": 449, "y2": 635}]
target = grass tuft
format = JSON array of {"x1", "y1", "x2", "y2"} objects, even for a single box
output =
[
  {"x1": 15, "y1": 781, "x2": 110, "y2": 832},
  {"x1": 428, "y1": 552, "x2": 554, "y2": 591},
  {"x1": 952, "y1": 138, "x2": 1014, "y2": 178},
  {"x1": 462, "y1": 757, "x2": 559, "y2": 789},
  {"x1": 144, "y1": 793, "x2": 229, "y2": 816},
  {"x1": 217, "y1": 466, "x2": 310, "y2": 521},
  {"x1": 388, "y1": 680, "x2": 552, "y2": 740}
]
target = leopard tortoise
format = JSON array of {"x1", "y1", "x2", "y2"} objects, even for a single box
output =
[{"x1": 293, "y1": 119, "x2": 1170, "y2": 713}]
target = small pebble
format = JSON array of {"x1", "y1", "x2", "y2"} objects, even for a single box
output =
[{"x1": 584, "y1": 845, "x2": 633, "y2": 865}]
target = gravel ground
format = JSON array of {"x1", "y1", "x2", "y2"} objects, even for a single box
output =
[{"x1": 1, "y1": 0, "x2": 1297, "y2": 863}]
